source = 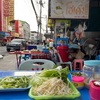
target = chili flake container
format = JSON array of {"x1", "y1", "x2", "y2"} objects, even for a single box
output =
[{"x1": 72, "y1": 76, "x2": 84, "y2": 89}]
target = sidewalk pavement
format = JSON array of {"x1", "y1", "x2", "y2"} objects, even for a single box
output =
[
  {"x1": 0, "y1": 55, "x2": 3, "y2": 59},
  {"x1": 0, "y1": 54, "x2": 16, "y2": 71}
]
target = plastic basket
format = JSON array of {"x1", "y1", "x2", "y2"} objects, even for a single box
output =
[
  {"x1": 55, "y1": 38, "x2": 69, "y2": 47},
  {"x1": 28, "y1": 79, "x2": 80, "y2": 100},
  {"x1": 84, "y1": 60, "x2": 100, "y2": 67}
]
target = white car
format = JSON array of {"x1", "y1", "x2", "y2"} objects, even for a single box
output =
[{"x1": 6, "y1": 38, "x2": 27, "y2": 52}]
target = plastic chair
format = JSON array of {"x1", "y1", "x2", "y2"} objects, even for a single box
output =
[
  {"x1": 19, "y1": 59, "x2": 56, "y2": 70},
  {"x1": 73, "y1": 59, "x2": 84, "y2": 70},
  {"x1": 56, "y1": 52, "x2": 72, "y2": 71}
]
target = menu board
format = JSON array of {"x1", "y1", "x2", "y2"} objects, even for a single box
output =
[{"x1": 49, "y1": 0, "x2": 90, "y2": 19}]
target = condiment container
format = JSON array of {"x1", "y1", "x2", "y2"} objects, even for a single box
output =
[
  {"x1": 90, "y1": 80, "x2": 100, "y2": 100},
  {"x1": 83, "y1": 60, "x2": 100, "y2": 80},
  {"x1": 72, "y1": 76, "x2": 84, "y2": 89},
  {"x1": 93, "y1": 65, "x2": 100, "y2": 80}
]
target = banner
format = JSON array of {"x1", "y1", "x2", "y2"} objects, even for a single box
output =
[{"x1": 49, "y1": 0, "x2": 89, "y2": 19}]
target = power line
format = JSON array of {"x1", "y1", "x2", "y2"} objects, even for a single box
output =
[
  {"x1": 23, "y1": 0, "x2": 35, "y2": 18},
  {"x1": 30, "y1": 0, "x2": 38, "y2": 23}
]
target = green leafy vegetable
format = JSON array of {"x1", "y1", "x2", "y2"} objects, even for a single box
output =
[
  {"x1": 0, "y1": 76, "x2": 30, "y2": 89},
  {"x1": 30, "y1": 74, "x2": 48, "y2": 87},
  {"x1": 39, "y1": 67, "x2": 69, "y2": 83}
]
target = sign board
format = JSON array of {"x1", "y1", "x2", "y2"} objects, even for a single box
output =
[{"x1": 49, "y1": 0, "x2": 90, "y2": 19}]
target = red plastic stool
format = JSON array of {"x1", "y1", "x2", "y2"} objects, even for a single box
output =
[{"x1": 73, "y1": 59, "x2": 84, "y2": 70}]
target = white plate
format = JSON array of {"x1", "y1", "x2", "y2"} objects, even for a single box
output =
[{"x1": 14, "y1": 71, "x2": 41, "y2": 76}]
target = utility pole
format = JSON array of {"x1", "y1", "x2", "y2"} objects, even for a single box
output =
[
  {"x1": 45, "y1": 15, "x2": 48, "y2": 34},
  {"x1": 39, "y1": 0, "x2": 44, "y2": 42},
  {"x1": 30, "y1": 0, "x2": 38, "y2": 24},
  {"x1": 46, "y1": 18, "x2": 48, "y2": 34},
  {"x1": 40, "y1": 0, "x2": 42, "y2": 42},
  {"x1": 31, "y1": 0, "x2": 45, "y2": 42},
  {"x1": 30, "y1": 0, "x2": 39, "y2": 42}
]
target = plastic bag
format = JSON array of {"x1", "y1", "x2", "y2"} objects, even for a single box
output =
[
  {"x1": 76, "y1": 50, "x2": 85, "y2": 59},
  {"x1": 75, "y1": 23, "x2": 86, "y2": 40}
]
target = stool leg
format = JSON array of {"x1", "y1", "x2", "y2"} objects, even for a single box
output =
[
  {"x1": 73, "y1": 62, "x2": 76, "y2": 70},
  {"x1": 80, "y1": 62, "x2": 83, "y2": 70}
]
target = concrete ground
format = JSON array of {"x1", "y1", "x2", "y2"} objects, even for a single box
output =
[{"x1": 0, "y1": 55, "x2": 16, "y2": 71}]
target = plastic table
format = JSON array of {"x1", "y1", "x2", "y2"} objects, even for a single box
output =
[
  {"x1": 0, "y1": 71, "x2": 90, "y2": 100},
  {"x1": 9, "y1": 51, "x2": 51, "y2": 69},
  {"x1": 27, "y1": 45, "x2": 37, "y2": 50}
]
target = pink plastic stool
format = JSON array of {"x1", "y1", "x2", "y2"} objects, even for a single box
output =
[{"x1": 73, "y1": 59, "x2": 84, "y2": 70}]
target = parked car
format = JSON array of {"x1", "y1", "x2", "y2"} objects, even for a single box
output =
[
  {"x1": 0, "y1": 38, "x2": 7, "y2": 46},
  {"x1": 6, "y1": 38, "x2": 27, "y2": 52}
]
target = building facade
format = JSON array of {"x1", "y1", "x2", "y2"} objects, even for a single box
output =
[
  {"x1": 10, "y1": 20, "x2": 31, "y2": 40},
  {"x1": 0, "y1": 0, "x2": 14, "y2": 32}
]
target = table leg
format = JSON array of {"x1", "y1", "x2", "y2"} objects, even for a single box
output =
[
  {"x1": 16, "y1": 54, "x2": 19, "y2": 69},
  {"x1": 15, "y1": 54, "x2": 22, "y2": 69},
  {"x1": 18, "y1": 55, "x2": 22, "y2": 67}
]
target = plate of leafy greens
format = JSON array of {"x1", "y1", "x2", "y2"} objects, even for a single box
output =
[{"x1": 0, "y1": 76, "x2": 31, "y2": 92}]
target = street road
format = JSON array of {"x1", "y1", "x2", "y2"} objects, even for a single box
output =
[
  {"x1": 0, "y1": 46, "x2": 8, "y2": 56},
  {"x1": 0, "y1": 46, "x2": 16, "y2": 70}
]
